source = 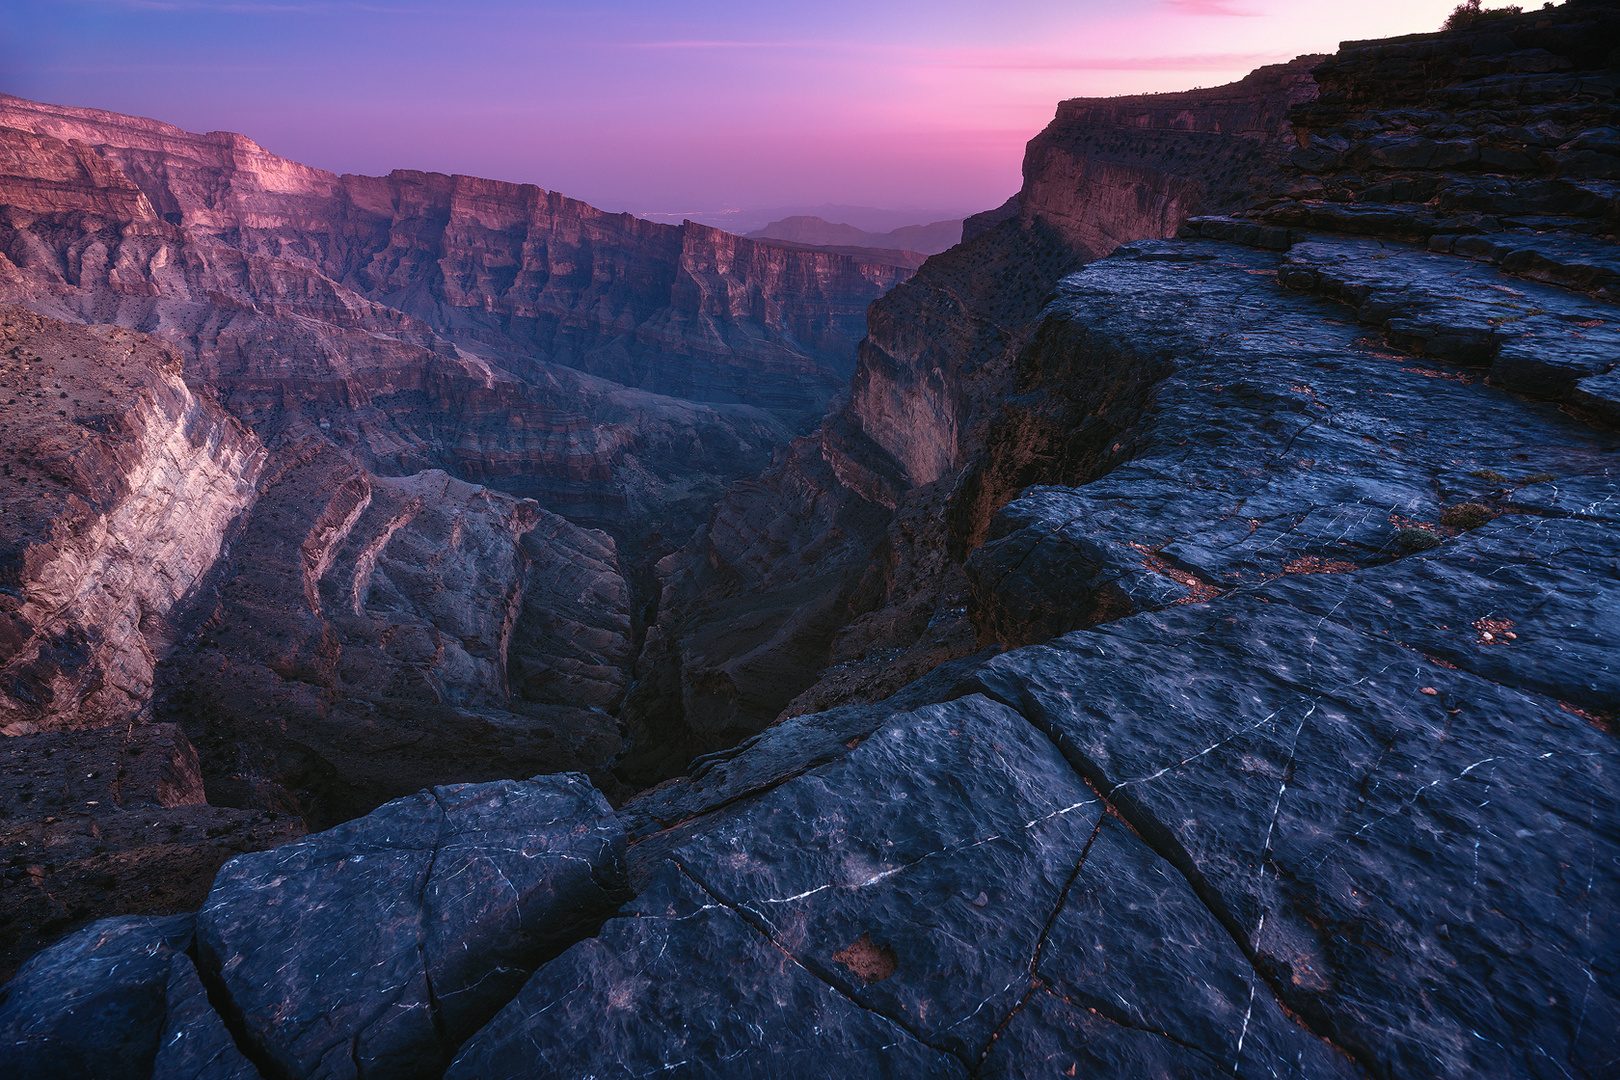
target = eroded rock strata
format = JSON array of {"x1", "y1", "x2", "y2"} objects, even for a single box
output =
[
  {"x1": 0, "y1": 306, "x2": 637, "y2": 961},
  {"x1": 0, "y1": 93, "x2": 908, "y2": 424},
  {"x1": 3, "y1": 2, "x2": 1620, "y2": 1078}
]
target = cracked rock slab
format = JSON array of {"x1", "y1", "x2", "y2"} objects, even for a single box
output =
[
  {"x1": 663, "y1": 695, "x2": 1101, "y2": 1063},
  {"x1": 152, "y1": 953, "x2": 262, "y2": 1080},
  {"x1": 966, "y1": 568, "x2": 1619, "y2": 1079},
  {"x1": 0, "y1": 913, "x2": 196, "y2": 1080},
  {"x1": 1254, "y1": 513, "x2": 1620, "y2": 717},
  {"x1": 445, "y1": 861, "x2": 966, "y2": 1079},
  {"x1": 195, "y1": 774, "x2": 628, "y2": 1080},
  {"x1": 1033, "y1": 815, "x2": 1354, "y2": 1078},
  {"x1": 459, "y1": 694, "x2": 1361, "y2": 1078},
  {"x1": 965, "y1": 238, "x2": 1619, "y2": 651},
  {"x1": 617, "y1": 647, "x2": 1000, "y2": 887},
  {"x1": 977, "y1": 984, "x2": 1234, "y2": 1079},
  {"x1": 958, "y1": 230, "x2": 1619, "y2": 1080},
  {"x1": 1280, "y1": 236, "x2": 1620, "y2": 401},
  {"x1": 1504, "y1": 470, "x2": 1620, "y2": 522}
]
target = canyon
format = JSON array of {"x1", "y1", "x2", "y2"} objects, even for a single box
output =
[
  {"x1": 0, "y1": 92, "x2": 911, "y2": 970},
  {"x1": 1, "y1": 1, "x2": 1618, "y2": 1078},
  {"x1": 613, "y1": 53, "x2": 1327, "y2": 785}
]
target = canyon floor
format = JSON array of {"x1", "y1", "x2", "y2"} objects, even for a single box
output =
[{"x1": 1, "y1": 2, "x2": 1618, "y2": 1079}]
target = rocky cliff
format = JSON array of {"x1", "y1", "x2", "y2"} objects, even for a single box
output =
[
  {"x1": 0, "y1": 306, "x2": 636, "y2": 968},
  {"x1": 4, "y1": 2, "x2": 1620, "y2": 1076},
  {"x1": 0, "y1": 97, "x2": 910, "y2": 541},
  {"x1": 1019, "y1": 56, "x2": 1325, "y2": 266},
  {"x1": 0, "y1": 94, "x2": 907, "y2": 423},
  {"x1": 615, "y1": 55, "x2": 1325, "y2": 784},
  {"x1": 510, "y1": 7, "x2": 1612, "y2": 1075}
]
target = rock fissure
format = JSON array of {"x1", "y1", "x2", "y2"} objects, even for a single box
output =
[
  {"x1": 415, "y1": 792, "x2": 451, "y2": 1060},
  {"x1": 967, "y1": 814, "x2": 1107, "y2": 1077},
  {"x1": 667, "y1": 857, "x2": 971, "y2": 1069},
  {"x1": 976, "y1": 673, "x2": 1374, "y2": 1074},
  {"x1": 1036, "y1": 981, "x2": 1231, "y2": 1069},
  {"x1": 186, "y1": 936, "x2": 290, "y2": 1080}
]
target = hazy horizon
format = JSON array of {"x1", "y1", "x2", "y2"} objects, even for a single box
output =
[{"x1": 3, "y1": 0, "x2": 1466, "y2": 224}]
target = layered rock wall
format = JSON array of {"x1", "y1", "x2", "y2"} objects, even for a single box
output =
[
  {"x1": 0, "y1": 115, "x2": 800, "y2": 545},
  {"x1": 0, "y1": 308, "x2": 263, "y2": 735},
  {"x1": 1266, "y1": 2, "x2": 1620, "y2": 249},
  {"x1": 0, "y1": 91, "x2": 918, "y2": 829},
  {"x1": 0, "y1": 98, "x2": 897, "y2": 946},
  {"x1": 160, "y1": 456, "x2": 633, "y2": 826},
  {"x1": 334, "y1": 171, "x2": 907, "y2": 417},
  {"x1": 0, "y1": 94, "x2": 908, "y2": 424},
  {"x1": 1020, "y1": 58, "x2": 1326, "y2": 273}
]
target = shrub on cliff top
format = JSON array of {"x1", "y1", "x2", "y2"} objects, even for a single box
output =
[
  {"x1": 1444, "y1": 0, "x2": 1526, "y2": 30},
  {"x1": 1395, "y1": 527, "x2": 1443, "y2": 551},
  {"x1": 1440, "y1": 502, "x2": 1497, "y2": 530}
]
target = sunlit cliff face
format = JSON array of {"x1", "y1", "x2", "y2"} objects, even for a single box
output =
[{"x1": 4, "y1": 0, "x2": 1466, "y2": 215}]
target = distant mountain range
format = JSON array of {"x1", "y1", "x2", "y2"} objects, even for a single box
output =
[
  {"x1": 747, "y1": 215, "x2": 965, "y2": 257},
  {"x1": 637, "y1": 202, "x2": 977, "y2": 235}
]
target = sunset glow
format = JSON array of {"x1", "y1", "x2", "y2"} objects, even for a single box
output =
[{"x1": 4, "y1": 0, "x2": 1467, "y2": 219}]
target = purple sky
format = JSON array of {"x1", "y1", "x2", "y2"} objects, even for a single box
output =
[{"x1": 3, "y1": 1, "x2": 1464, "y2": 222}]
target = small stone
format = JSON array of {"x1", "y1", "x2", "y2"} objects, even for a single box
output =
[
  {"x1": 1420, "y1": 687, "x2": 1440, "y2": 696},
  {"x1": 972, "y1": 891, "x2": 989, "y2": 907}
]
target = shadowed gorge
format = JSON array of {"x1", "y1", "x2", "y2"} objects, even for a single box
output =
[{"x1": 615, "y1": 55, "x2": 1326, "y2": 785}]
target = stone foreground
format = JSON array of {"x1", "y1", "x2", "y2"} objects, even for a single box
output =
[
  {"x1": 0, "y1": 774, "x2": 628, "y2": 1080},
  {"x1": 446, "y1": 232, "x2": 1617, "y2": 1080}
]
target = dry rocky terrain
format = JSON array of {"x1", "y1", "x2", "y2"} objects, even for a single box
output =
[{"x1": 1, "y1": 2, "x2": 1617, "y2": 1078}]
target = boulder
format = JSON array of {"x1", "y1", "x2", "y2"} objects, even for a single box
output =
[
  {"x1": 195, "y1": 775, "x2": 628, "y2": 1080},
  {"x1": 0, "y1": 913, "x2": 195, "y2": 1079}
]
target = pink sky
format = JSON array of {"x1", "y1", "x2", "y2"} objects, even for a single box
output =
[{"x1": 2, "y1": 0, "x2": 1469, "y2": 220}]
